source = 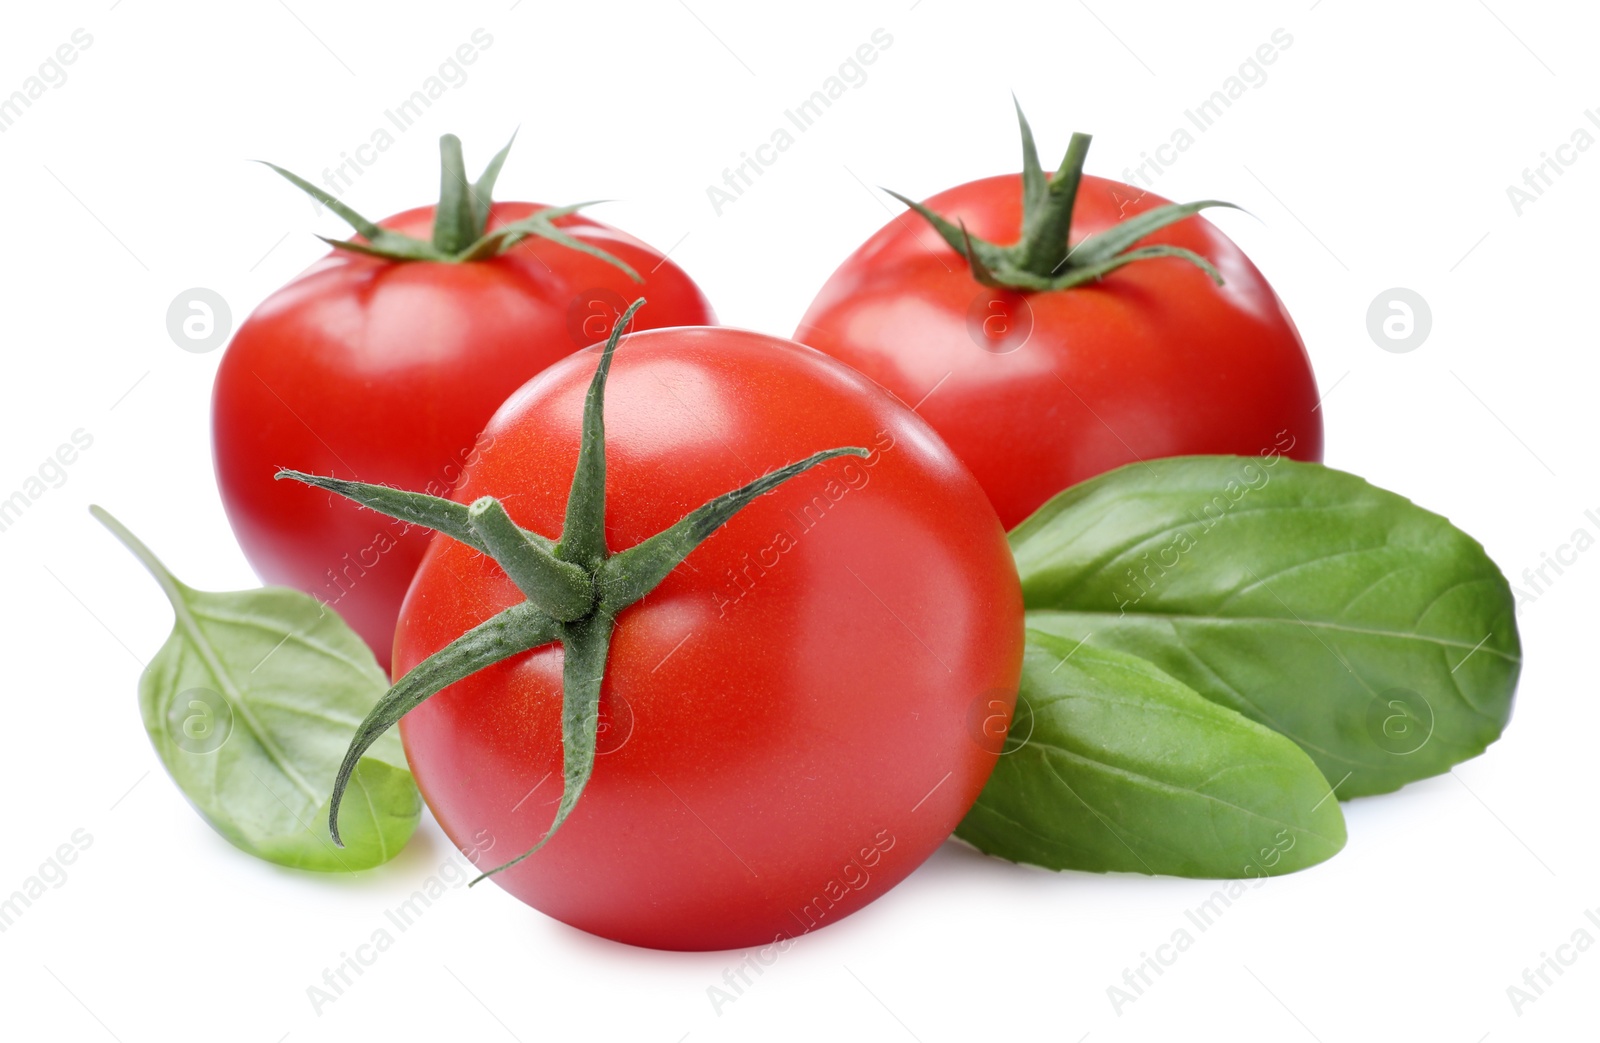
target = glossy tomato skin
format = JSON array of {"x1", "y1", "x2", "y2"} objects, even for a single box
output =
[
  {"x1": 796, "y1": 174, "x2": 1322, "y2": 529},
  {"x1": 213, "y1": 204, "x2": 713, "y2": 669},
  {"x1": 394, "y1": 327, "x2": 1023, "y2": 951}
]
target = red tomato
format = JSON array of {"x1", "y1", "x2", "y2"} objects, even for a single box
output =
[
  {"x1": 393, "y1": 327, "x2": 1023, "y2": 951},
  {"x1": 213, "y1": 202, "x2": 712, "y2": 669},
  {"x1": 796, "y1": 144, "x2": 1322, "y2": 529}
]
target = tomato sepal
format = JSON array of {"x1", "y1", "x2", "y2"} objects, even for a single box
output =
[
  {"x1": 467, "y1": 496, "x2": 594, "y2": 621},
  {"x1": 275, "y1": 469, "x2": 506, "y2": 555},
  {"x1": 888, "y1": 101, "x2": 1240, "y2": 292},
  {"x1": 279, "y1": 300, "x2": 868, "y2": 881},
  {"x1": 597, "y1": 445, "x2": 867, "y2": 608},
  {"x1": 260, "y1": 133, "x2": 641, "y2": 277},
  {"x1": 486, "y1": 609, "x2": 615, "y2": 881},
  {"x1": 322, "y1": 600, "x2": 560, "y2": 847}
]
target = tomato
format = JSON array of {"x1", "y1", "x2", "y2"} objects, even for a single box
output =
[
  {"x1": 795, "y1": 113, "x2": 1322, "y2": 529},
  {"x1": 390, "y1": 325, "x2": 1023, "y2": 951},
  {"x1": 213, "y1": 141, "x2": 713, "y2": 669}
]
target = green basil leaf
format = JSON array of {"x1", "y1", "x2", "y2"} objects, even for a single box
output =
[
  {"x1": 958, "y1": 631, "x2": 1346, "y2": 876},
  {"x1": 96, "y1": 507, "x2": 421, "y2": 871},
  {"x1": 1011, "y1": 455, "x2": 1521, "y2": 797}
]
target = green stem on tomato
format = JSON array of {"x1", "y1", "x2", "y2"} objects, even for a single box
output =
[
  {"x1": 432, "y1": 134, "x2": 475, "y2": 255},
  {"x1": 258, "y1": 132, "x2": 642, "y2": 278},
  {"x1": 888, "y1": 100, "x2": 1239, "y2": 292},
  {"x1": 467, "y1": 496, "x2": 593, "y2": 621},
  {"x1": 277, "y1": 298, "x2": 867, "y2": 881}
]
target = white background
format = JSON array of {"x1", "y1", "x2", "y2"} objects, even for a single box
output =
[{"x1": 1, "y1": 0, "x2": 1594, "y2": 1039}]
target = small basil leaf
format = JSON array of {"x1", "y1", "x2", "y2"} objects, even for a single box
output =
[
  {"x1": 1010, "y1": 455, "x2": 1521, "y2": 797},
  {"x1": 957, "y1": 631, "x2": 1346, "y2": 877},
  {"x1": 96, "y1": 507, "x2": 421, "y2": 871}
]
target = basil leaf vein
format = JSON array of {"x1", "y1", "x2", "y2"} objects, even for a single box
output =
[
  {"x1": 957, "y1": 630, "x2": 1347, "y2": 876},
  {"x1": 96, "y1": 507, "x2": 421, "y2": 872},
  {"x1": 1010, "y1": 455, "x2": 1521, "y2": 796}
]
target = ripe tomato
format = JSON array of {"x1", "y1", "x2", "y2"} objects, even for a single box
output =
[
  {"x1": 392, "y1": 326, "x2": 1024, "y2": 951},
  {"x1": 795, "y1": 113, "x2": 1322, "y2": 529},
  {"x1": 214, "y1": 146, "x2": 713, "y2": 669}
]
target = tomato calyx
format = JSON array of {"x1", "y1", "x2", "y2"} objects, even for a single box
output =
[
  {"x1": 885, "y1": 100, "x2": 1239, "y2": 292},
  {"x1": 277, "y1": 299, "x2": 867, "y2": 882},
  {"x1": 260, "y1": 132, "x2": 643, "y2": 277}
]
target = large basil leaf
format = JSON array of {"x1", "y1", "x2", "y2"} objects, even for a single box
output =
[
  {"x1": 97, "y1": 508, "x2": 420, "y2": 871},
  {"x1": 958, "y1": 631, "x2": 1346, "y2": 876},
  {"x1": 1012, "y1": 456, "x2": 1520, "y2": 797}
]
